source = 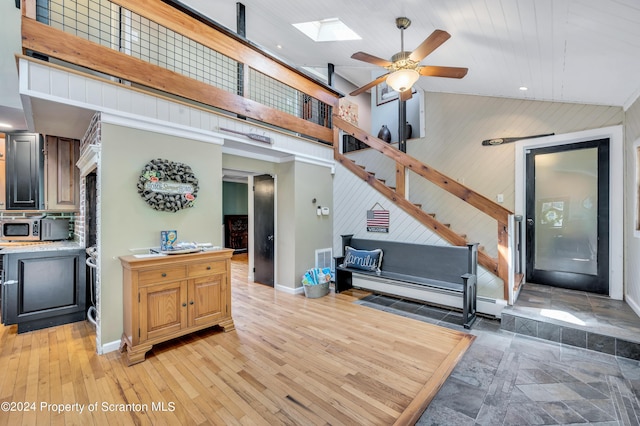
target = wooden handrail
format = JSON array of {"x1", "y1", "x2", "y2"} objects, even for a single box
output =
[
  {"x1": 333, "y1": 116, "x2": 512, "y2": 224},
  {"x1": 20, "y1": 0, "x2": 340, "y2": 144},
  {"x1": 336, "y1": 149, "x2": 499, "y2": 275},
  {"x1": 110, "y1": 0, "x2": 341, "y2": 106}
]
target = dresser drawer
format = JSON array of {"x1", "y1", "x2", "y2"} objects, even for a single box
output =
[
  {"x1": 188, "y1": 260, "x2": 226, "y2": 277},
  {"x1": 139, "y1": 266, "x2": 186, "y2": 284}
]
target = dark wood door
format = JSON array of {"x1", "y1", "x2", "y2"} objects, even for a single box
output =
[
  {"x1": 6, "y1": 133, "x2": 43, "y2": 210},
  {"x1": 525, "y1": 138, "x2": 610, "y2": 294},
  {"x1": 253, "y1": 175, "x2": 274, "y2": 286}
]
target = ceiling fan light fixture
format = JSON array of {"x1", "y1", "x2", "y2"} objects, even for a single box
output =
[{"x1": 386, "y1": 69, "x2": 419, "y2": 93}]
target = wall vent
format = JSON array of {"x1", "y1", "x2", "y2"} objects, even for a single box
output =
[{"x1": 315, "y1": 248, "x2": 333, "y2": 269}]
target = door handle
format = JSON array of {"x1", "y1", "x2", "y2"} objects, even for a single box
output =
[
  {"x1": 267, "y1": 235, "x2": 274, "y2": 241},
  {"x1": 526, "y1": 218, "x2": 534, "y2": 226}
]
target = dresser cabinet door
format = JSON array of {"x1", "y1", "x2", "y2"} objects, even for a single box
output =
[
  {"x1": 188, "y1": 274, "x2": 225, "y2": 328},
  {"x1": 139, "y1": 280, "x2": 188, "y2": 342}
]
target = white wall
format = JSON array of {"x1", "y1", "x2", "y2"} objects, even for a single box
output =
[
  {"x1": 624, "y1": 97, "x2": 640, "y2": 315},
  {"x1": 99, "y1": 122, "x2": 224, "y2": 346}
]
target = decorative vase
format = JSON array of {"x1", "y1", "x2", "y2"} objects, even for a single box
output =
[
  {"x1": 377, "y1": 125, "x2": 392, "y2": 143},
  {"x1": 405, "y1": 122, "x2": 413, "y2": 139}
]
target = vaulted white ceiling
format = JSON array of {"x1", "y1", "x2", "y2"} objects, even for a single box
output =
[
  {"x1": 2, "y1": 0, "x2": 640, "y2": 134},
  {"x1": 182, "y1": 0, "x2": 640, "y2": 109}
]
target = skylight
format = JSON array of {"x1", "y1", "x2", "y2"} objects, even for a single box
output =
[{"x1": 292, "y1": 18, "x2": 361, "y2": 42}]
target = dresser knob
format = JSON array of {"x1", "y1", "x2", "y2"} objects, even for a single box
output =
[
  {"x1": 206, "y1": 266, "x2": 211, "y2": 270},
  {"x1": 182, "y1": 303, "x2": 187, "y2": 307},
  {"x1": 189, "y1": 301, "x2": 194, "y2": 305}
]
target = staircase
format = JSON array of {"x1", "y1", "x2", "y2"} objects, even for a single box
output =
[{"x1": 332, "y1": 116, "x2": 521, "y2": 302}]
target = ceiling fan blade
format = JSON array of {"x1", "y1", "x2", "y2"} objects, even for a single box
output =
[
  {"x1": 409, "y1": 29, "x2": 451, "y2": 63},
  {"x1": 351, "y1": 52, "x2": 393, "y2": 68},
  {"x1": 349, "y1": 73, "x2": 389, "y2": 96},
  {"x1": 419, "y1": 66, "x2": 468, "y2": 79},
  {"x1": 399, "y1": 89, "x2": 413, "y2": 102}
]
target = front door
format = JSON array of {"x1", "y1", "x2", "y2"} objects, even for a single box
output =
[
  {"x1": 253, "y1": 175, "x2": 274, "y2": 286},
  {"x1": 525, "y1": 139, "x2": 609, "y2": 294}
]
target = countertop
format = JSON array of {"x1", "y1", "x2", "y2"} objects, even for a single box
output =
[{"x1": 0, "y1": 240, "x2": 84, "y2": 254}]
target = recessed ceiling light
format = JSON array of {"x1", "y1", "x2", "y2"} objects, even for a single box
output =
[
  {"x1": 276, "y1": 44, "x2": 282, "y2": 49},
  {"x1": 519, "y1": 86, "x2": 528, "y2": 91},
  {"x1": 0, "y1": 122, "x2": 13, "y2": 129},
  {"x1": 292, "y1": 18, "x2": 361, "y2": 42}
]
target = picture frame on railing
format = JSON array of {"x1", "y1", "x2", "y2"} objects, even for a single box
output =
[{"x1": 376, "y1": 82, "x2": 398, "y2": 105}]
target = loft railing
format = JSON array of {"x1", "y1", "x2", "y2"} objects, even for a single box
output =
[
  {"x1": 21, "y1": 0, "x2": 339, "y2": 143},
  {"x1": 333, "y1": 116, "x2": 520, "y2": 301}
]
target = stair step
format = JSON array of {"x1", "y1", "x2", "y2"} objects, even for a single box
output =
[
  {"x1": 444, "y1": 223, "x2": 451, "y2": 228},
  {"x1": 413, "y1": 203, "x2": 422, "y2": 208},
  {"x1": 428, "y1": 213, "x2": 436, "y2": 218}
]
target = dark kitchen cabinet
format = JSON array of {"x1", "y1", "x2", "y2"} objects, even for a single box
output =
[
  {"x1": 1, "y1": 249, "x2": 86, "y2": 333},
  {"x1": 5, "y1": 133, "x2": 44, "y2": 210}
]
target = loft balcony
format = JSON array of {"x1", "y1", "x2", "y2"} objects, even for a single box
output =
[{"x1": 20, "y1": 0, "x2": 341, "y2": 144}]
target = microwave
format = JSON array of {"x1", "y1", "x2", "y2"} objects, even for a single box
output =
[{"x1": 0, "y1": 218, "x2": 70, "y2": 242}]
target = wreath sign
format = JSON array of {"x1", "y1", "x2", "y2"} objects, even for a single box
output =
[{"x1": 137, "y1": 158, "x2": 199, "y2": 212}]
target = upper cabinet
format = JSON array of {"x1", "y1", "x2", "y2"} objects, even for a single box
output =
[
  {"x1": 5, "y1": 133, "x2": 44, "y2": 210},
  {"x1": 2, "y1": 133, "x2": 80, "y2": 212},
  {"x1": 44, "y1": 136, "x2": 80, "y2": 211}
]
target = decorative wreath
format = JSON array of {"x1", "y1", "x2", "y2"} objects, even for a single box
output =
[{"x1": 137, "y1": 158, "x2": 199, "y2": 212}]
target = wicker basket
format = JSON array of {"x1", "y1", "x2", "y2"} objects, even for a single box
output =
[{"x1": 302, "y1": 282, "x2": 330, "y2": 298}]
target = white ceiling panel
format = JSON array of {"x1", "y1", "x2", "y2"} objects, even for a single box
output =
[{"x1": 181, "y1": 0, "x2": 640, "y2": 108}]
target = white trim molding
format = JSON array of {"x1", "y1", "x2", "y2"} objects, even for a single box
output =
[{"x1": 100, "y1": 112, "x2": 225, "y2": 146}]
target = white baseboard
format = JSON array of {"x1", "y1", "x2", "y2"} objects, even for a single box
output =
[
  {"x1": 275, "y1": 283, "x2": 304, "y2": 295},
  {"x1": 626, "y1": 294, "x2": 640, "y2": 318},
  {"x1": 101, "y1": 339, "x2": 122, "y2": 354}
]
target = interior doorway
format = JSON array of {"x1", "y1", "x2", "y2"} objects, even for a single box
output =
[
  {"x1": 525, "y1": 139, "x2": 610, "y2": 294},
  {"x1": 253, "y1": 174, "x2": 275, "y2": 287}
]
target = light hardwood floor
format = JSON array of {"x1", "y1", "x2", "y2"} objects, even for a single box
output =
[{"x1": 0, "y1": 256, "x2": 473, "y2": 425}]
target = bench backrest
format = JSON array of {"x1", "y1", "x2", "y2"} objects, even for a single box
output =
[{"x1": 347, "y1": 237, "x2": 478, "y2": 283}]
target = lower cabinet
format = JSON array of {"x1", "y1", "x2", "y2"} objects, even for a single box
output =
[
  {"x1": 1, "y1": 249, "x2": 86, "y2": 333},
  {"x1": 119, "y1": 249, "x2": 234, "y2": 366}
]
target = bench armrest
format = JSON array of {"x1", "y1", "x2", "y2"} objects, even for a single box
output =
[{"x1": 460, "y1": 273, "x2": 477, "y2": 329}]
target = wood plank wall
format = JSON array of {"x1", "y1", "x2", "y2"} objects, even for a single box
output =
[{"x1": 334, "y1": 92, "x2": 623, "y2": 301}]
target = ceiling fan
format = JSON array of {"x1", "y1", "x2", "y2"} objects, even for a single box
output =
[{"x1": 349, "y1": 17, "x2": 468, "y2": 101}]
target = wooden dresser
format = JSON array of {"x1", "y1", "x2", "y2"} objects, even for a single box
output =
[{"x1": 119, "y1": 249, "x2": 235, "y2": 365}]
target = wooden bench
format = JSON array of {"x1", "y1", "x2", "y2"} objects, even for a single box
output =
[{"x1": 335, "y1": 235, "x2": 479, "y2": 329}]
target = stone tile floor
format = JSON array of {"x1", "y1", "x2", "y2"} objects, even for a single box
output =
[{"x1": 355, "y1": 293, "x2": 640, "y2": 425}]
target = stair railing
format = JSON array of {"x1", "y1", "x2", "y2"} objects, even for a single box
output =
[{"x1": 333, "y1": 115, "x2": 517, "y2": 301}]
